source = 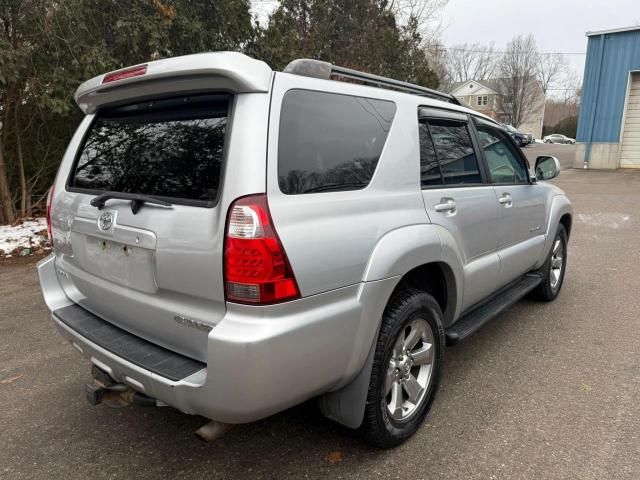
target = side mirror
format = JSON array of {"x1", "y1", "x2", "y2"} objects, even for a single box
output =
[{"x1": 535, "y1": 155, "x2": 561, "y2": 181}]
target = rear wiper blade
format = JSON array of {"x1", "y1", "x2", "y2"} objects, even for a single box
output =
[
  {"x1": 302, "y1": 182, "x2": 367, "y2": 193},
  {"x1": 90, "y1": 192, "x2": 172, "y2": 214}
]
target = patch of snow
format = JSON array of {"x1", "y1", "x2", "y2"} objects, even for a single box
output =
[{"x1": 0, "y1": 218, "x2": 50, "y2": 258}]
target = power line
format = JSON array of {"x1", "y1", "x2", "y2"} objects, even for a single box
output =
[{"x1": 436, "y1": 46, "x2": 586, "y2": 56}]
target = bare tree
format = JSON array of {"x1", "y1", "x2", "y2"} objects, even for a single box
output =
[
  {"x1": 496, "y1": 34, "x2": 541, "y2": 128},
  {"x1": 543, "y1": 70, "x2": 582, "y2": 127},
  {"x1": 386, "y1": 0, "x2": 451, "y2": 87},
  {"x1": 388, "y1": 0, "x2": 450, "y2": 43},
  {"x1": 444, "y1": 42, "x2": 497, "y2": 83},
  {"x1": 558, "y1": 71, "x2": 582, "y2": 105},
  {"x1": 424, "y1": 39, "x2": 449, "y2": 85},
  {"x1": 536, "y1": 52, "x2": 568, "y2": 96},
  {"x1": 544, "y1": 98, "x2": 579, "y2": 127}
]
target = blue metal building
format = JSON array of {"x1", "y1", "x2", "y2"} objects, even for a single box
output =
[{"x1": 576, "y1": 26, "x2": 640, "y2": 169}]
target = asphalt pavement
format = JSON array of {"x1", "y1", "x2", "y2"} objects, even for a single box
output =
[
  {"x1": 524, "y1": 142, "x2": 577, "y2": 170},
  {"x1": 1, "y1": 146, "x2": 639, "y2": 479}
]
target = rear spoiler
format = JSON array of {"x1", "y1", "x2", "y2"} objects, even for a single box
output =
[{"x1": 74, "y1": 52, "x2": 273, "y2": 114}]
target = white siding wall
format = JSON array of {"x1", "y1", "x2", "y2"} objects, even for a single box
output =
[{"x1": 620, "y1": 72, "x2": 640, "y2": 168}]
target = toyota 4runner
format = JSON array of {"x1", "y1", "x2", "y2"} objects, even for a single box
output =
[{"x1": 38, "y1": 52, "x2": 572, "y2": 448}]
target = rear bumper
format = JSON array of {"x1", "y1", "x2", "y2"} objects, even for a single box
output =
[{"x1": 38, "y1": 255, "x2": 398, "y2": 423}]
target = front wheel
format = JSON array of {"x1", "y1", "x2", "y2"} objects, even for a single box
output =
[
  {"x1": 359, "y1": 289, "x2": 445, "y2": 448},
  {"x1": 530, "y1": 224, "x2": 568, "y2": 301}
]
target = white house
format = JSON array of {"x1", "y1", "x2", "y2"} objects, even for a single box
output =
[{"x1": 444, "y1": 79, "x2": 546, "y2": 139}]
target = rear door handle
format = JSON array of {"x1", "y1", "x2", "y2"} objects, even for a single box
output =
[
  {"x1": 498, "y1": 193, "x2": 513, "y2": 208},
  {"x1": 434, "y1": 198, "x2": 457, "y2": 216}
]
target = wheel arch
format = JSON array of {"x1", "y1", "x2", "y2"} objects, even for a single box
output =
[
  {"x1": 535, "y1": 195, "x2": 573, "y2": 269},
  {"x1": 559, "y1": 212, "x2": 572, "y2": 239},
  {"x1": 389, "y1": 261, "x2": 457, "y2": 326},
  {"x1": 319, "y1": 225, "x2": 462, "y2": 429}
]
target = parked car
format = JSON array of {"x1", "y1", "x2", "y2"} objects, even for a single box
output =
[
  {"x1": 543, "y1": 133, "x2": 576, "y2": 144},
  {"x1": 501, "y1": 124, "x2": 534, "y2": 147},
  {"x1": 38, "y1": 53, "x2": 572, "y2": 448}
]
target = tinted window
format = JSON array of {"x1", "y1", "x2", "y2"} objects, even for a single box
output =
[
  {"x1": 70, "y1": 94, "x2": 229, "y2": 203},
  {"x1": 418, "y1": 122, "x2": 443, "y2": 186},
  {"x1": 278, "y1": 90, "x2": 396, "y2": 194},
  {"x1": 476, "y1": 123, "x2": 528, "y2": 184},
  {"x1": 428, "y1": 120, "x2": 481, "y2": 185}
]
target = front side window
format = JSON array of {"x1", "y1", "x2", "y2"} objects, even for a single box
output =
[
  {"x1": 278, "y1": 90, "x2": 396, "y2": 194},
  {"x1": 70, "y1": 94, "x2": 229, "y2": 203},
  {"x1": 476, "y1": 122, "x2": 528, "y2": 184}
]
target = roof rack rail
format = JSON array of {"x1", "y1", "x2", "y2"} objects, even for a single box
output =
[{"x1": 283, "y1": 59, "x2": 459, "y2": 105}]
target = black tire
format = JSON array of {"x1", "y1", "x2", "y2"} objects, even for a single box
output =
[
  {"x1": 359, "y1": 289, "x2": 445, "y2": 448},
  {"x1": 530, "y1": 224, "x2": 568, "y2": 301},
  {"x1": 545, "y1": 139, "x2": 552, "y2": 144}
]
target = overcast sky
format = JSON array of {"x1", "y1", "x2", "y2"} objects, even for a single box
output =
[
  {"x1": 440, "y1": 0, "x2": 640, "y2": 76},
  {"x1": 252, "y1": 0, "x2": 640, "y2": 79}
]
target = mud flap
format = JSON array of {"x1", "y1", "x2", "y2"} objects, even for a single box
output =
[{"x1": 318, "y1": 336, "x2": 377, "y2": 429}]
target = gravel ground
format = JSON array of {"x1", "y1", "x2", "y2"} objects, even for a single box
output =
[{"x1": 1, "y1": 146, "x2": 639, "y2": 479}]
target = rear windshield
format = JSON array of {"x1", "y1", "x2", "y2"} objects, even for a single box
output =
[
  {"x1": 69, "y1": 94, "x2": 229, "y2": 205},
  {"x1": 278, "y1": 90, "x2": 396, "y2": 194}
]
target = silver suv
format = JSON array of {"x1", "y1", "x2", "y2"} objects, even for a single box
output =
[{"x1": 38, "y1": 52, "x2": 572, "y2": 448}]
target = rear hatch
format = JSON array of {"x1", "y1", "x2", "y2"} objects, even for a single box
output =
[
  {"x1": 49, "y1": 54, "x2": 272, "y2": 362},
  {"x1": 54, "y1": 93, "x2": 229, "y2": 362},
  {"x1": 53, "y1": 73, "x2": 275, "y2": 365}
]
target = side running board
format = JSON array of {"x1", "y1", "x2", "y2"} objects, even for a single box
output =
[{"x1": 445, "y1": 273, "x2": 542, "y2": 346}]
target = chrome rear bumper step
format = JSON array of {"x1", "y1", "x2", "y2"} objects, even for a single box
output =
[{"x1": 54, "y1": 304, "x2": 205, "y2": 381}]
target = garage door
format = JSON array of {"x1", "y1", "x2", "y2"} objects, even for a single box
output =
[{"x1": 620, "y1": 72, "x2": 640, "y2": 168}]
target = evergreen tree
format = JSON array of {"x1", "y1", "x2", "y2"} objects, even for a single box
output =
[
  {"x1": 254, "y1": 0, "x2": 437, "y2": 88},
  {"x1": 0, "y1": 0, "x2": 255, "y2": 223}
]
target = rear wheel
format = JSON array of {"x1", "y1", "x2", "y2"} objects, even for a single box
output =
[
  {"x1": 530, "y1": 224, "x2": 567, "y2": 301},
  {"x1": 359, "y1": 289, "x2": 445, "y2": 448}
]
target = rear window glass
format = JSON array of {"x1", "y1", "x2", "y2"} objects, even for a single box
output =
[
  {"x1": 278, "y1": 90, "x2": 396, "y2": 194},
  {"x1": 69, "y1": 94, "x2": 229, "y2": 204}
]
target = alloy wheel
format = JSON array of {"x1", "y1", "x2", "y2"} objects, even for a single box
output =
[
  {"x1": 385, "y1": 319, "x2": 434, "y2": 422},
  {"x1": 550, "y1": 238, "x2": 564, "y2": 289}
]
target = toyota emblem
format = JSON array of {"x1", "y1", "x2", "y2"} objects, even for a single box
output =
[{"x1": 98, "y1": 212, "x2": 113, "y2": 231}]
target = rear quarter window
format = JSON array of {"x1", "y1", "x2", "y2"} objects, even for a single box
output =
[
  {"x1": 68, "y1": 94, "x2": 230, "y2": 205},
  {"x1": 278, "y1": 90, "x2": 396, "y2": 194}
]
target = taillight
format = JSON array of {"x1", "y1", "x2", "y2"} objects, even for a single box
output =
[
  {"x1": 102, "y1": 65, "x2": 147, "y2": 84},
  {"x1": 224, "y1": 194, "x2": 300, "y2": 304},
  {"x1": 46, "y1": 185, "x2": 54, "y2": 245}
]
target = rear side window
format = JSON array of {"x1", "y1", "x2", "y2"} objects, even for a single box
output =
[
  {"x1": 418, "y1": 123, "x2": 443, "y2": 186},
  {"x1": 278, "y1": 90, "x2": 396, "y2": 194},
  {"x1": 418, "y1": 118, "x2": 482, "y2": 186},
  {"x1": 69, "y1": 94, "x2": 229, "y2": 205}
]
